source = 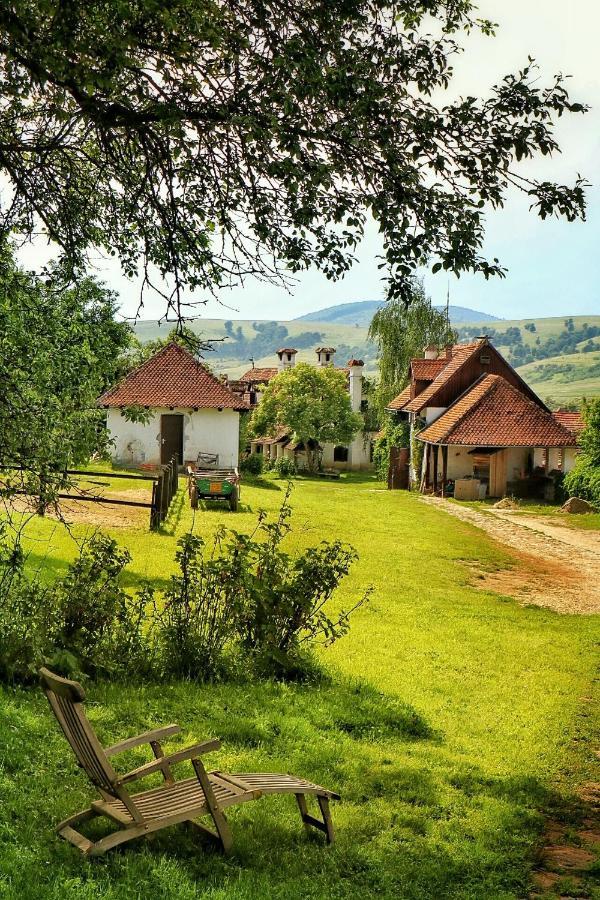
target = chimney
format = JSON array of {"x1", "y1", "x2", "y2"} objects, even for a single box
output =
[
  {"x1": 347, "y1": 359, "x2": 364, "y2": 412},
  {"x1": 276, "y1": 348, "x2": 297, "y2": 371},
  {"x1": 423, "y1": 344, "x2": 439, "y2": 360},
  {"x1": 445, "y1": 345, "x2": 453, "y2": 360},
  {"x1": 316, "y1": 347, "x2": 336, "y2": 366}
]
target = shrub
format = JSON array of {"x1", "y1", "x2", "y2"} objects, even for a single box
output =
[
  {"x1": 272, "y1": 456, "x2": 296, "y2": 479},
  {"x1": 0, "y1": 492, "x2": 369, "y2": 684},
  {"x1": 154, "y1": 533, "x2": 239, "y2": 680},
  {"x1": 564, "y1": 459, "x2": 600, "y2": 509},
  {"x1": 0, "y1": 532, "x2": 154, "y2": 683},
  {"x1": 373, "y1": 419, "x2": 410, "y2": 481},
  {"x1": 241, "y1": 453, "x2": 263, "y2": 475},
  {"x1": 232, "y1": 486, "x2": 371, "y2": 677}
]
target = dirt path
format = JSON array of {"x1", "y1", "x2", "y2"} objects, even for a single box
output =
[{"x1": 421, "y1": 497, "x2": 600, "y2": 615}]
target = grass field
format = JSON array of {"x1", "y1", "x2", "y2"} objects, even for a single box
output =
[{"x1": 1, "y1": 474, "x2": 599, "y2": 898}]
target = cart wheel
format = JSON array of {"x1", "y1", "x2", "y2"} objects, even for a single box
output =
[
  {"x1": 190, "y1": 484, "x2": 199, "y2": 509},
  {"x1": 229, "y1": 487, "x2": 238, "y2": 511}
]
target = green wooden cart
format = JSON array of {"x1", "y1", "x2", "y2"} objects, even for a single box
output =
[{"x1": 187, "y1": 467, "x2": 240, "y2": 511}]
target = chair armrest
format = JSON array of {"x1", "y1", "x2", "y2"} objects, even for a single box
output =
[
  {"x1": 105, "y1": 724, "x2": 182, "y2": 757},
  {"x1": 116, "y1": 739, "x2": 222, "y2": 785}
]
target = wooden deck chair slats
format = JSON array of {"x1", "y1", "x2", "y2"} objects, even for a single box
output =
[
  {"x1": 40, "y1": 668, "x2": 340, "y2": 857},
  {"x1": 42, "y1": 673, "x2": 117, "y2": 794}
]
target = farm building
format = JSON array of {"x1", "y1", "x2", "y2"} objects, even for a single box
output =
[
  {"x1": 234, "y1": 347, "x2": 374, "y2": 470},
  {"x1": 387, "y1": 338, "x2": 580, "y2": 499},
  {"x1": 99, "y1": 342, "x2": 248, "y2": 468}
]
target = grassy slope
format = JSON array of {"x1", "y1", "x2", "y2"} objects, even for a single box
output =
[
  {"x1": 516, "y1": 349, "x2": 600, "y2": 404},
  {"x1": 1, "y1": 475, "x2": 598, "y2": 898}
]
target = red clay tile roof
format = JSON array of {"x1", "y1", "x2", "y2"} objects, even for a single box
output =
[
  {"x1": 347, "y1": 358, "x2": 364, "y2": 367},
  {"x1": 403, "y1": 342, "x2": 484, "y2": 414},
  {"x1": 276, "y1": 348, "x2": 298, "y2": 355},
  {"x1": 239, "y1": 367, "x2": 279, "y2": 383},
  {"x1": 418, "y1": 375, "x2": 578, "y2": 447},
  {"x1": 386, "y1": 385, "x2": 412, "y2": 411},
  {"x1": 553, "y1": 410, "x2": 585, "y2": 434},
  {"x1": 99, "y1": 342, "x2": 248, "y2": 410},
  {"x1": 410, "y1": 358, "x2": 448, "y2": 381}
]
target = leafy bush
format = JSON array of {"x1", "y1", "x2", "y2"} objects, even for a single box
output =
[
  {"x1": 241, "y1": 453, "x2": 263, "y2": 475},
  {"x1": 232, "y1": 487, "x2": 371, "y2": 677},
  {"x1": 272, "y1": 456, "x2": 296, "y2": 479},
  {"x1": 0, "y1": 491, "x2": 369, "y2": 684},
  {"x1": 0, "y1": 533, "x2": 153, "y2": 683},
  {"x1": 155, "y1": 533, "x2": 239, "y2": 680},
  {"x1": 564, "y1": 461, "x2": 600, "y2": 509}
]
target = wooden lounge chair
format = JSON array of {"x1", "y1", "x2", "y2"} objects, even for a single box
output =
[{"x1": 39, "y1": 668, "x2": 339, "y2": 857}]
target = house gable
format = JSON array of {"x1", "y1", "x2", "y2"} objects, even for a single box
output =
[{"x1": 402, "y1": 340, "x2": 545, "y2": 416}]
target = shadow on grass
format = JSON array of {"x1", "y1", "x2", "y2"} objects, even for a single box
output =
[{"x1": 241, "y1": 475, "x2": 283, "y2": 491}]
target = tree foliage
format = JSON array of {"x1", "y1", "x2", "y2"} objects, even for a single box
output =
[
  {"x1": 0, "y1": 2, "x2": 587, "y2": 317},
  {"x1": 369, "y1": 279, "x2": 457, "y2": 407},
  {"x1": 579, "y1": 398, "x2": 600, "y2": 468},
  {"x1": 0, "y1": 243, "x2": 132, "y2": 500},
  {"x1": 251, "y1": 363, "x2": 362, "y2": 470}
]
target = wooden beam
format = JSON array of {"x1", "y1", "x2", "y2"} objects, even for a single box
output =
[
  {"x1": 441, "y1": 446, "x2": 448, "y2": 497},
  {"x1": 433, "y1": 445, "x2": 439, "y2": 494}
]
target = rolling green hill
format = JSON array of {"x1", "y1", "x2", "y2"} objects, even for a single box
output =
[{"x1": 516, "y1": 349, "x2": 600, "y2": 406}]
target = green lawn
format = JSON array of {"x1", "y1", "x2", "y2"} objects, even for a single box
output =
[{"x1": 1, "y1": 475, "x2": 599, "y2": 899}]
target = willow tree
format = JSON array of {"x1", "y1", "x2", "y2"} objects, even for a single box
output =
[
  {"x1": 0, "y1": 2, "x2": 587, "y2": 319},
  {"x1": 369, "y1": 279, "x2": 457, "y2": 408}
]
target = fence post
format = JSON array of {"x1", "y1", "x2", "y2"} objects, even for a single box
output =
[
  {"x1": 150, "y1": 481, "x2": 159, "y2": 529},
  {"x1": 161, "y1": 468, "x2": 169, "y2": 521}
]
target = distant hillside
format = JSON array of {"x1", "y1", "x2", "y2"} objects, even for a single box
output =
[
  {"x1": 295, "y1": 300, "x2": 499, "y2": 327},
  {"x1": 517, "y1": 350, "x2": 600, "y2": 406}
]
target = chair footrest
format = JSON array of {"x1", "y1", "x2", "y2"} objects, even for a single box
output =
[{"x1": 59, "y1": 825, "x2": 94, "y2": 855}]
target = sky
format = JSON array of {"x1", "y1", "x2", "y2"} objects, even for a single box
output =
[{"x1": 19, "y1": 1, "x2": 600, "y2": 323}]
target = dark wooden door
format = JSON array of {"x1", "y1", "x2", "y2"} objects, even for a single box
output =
[{"x1": 160, "y1": 414, "x2": 183, "y2": 465}]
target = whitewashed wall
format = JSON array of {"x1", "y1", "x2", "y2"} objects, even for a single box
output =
[{"x1": 106, "y1": 407, "x2": 240, "y2": 468}]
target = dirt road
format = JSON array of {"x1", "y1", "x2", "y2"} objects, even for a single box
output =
[{"x1": 422, "y1": 497, "x2": 600, "y2": 615}]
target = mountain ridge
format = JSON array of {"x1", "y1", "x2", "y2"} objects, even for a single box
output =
[{"x1": 295, "y1": 300, "x2": 499, "y2": 326}]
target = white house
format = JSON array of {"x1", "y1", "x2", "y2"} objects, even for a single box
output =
[
  {"x1": 99, "y1": 342, "x2": 248, "y2": 468},
  {"x1": 237, "y1": 347, "x2": 374, "y2": 470}
]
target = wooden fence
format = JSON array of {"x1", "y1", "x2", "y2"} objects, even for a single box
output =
[
  {"x1": 0, "y1": 457, "x2": 180, "y2": 530},
  {"x1": 150, "y1": 456, "x2": 179, "y2": 529}
]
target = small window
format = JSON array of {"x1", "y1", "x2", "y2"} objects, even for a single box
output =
[
  {"x1": 333, "y1": 446, "x2": 349, "y2": 462},
  {"x1": 326, "y1": 353, "x2": 331, "y2": 362},
  {"x1": 255, "y1": 444, "x2": 263, "y2": 454},
  {"x1": 287, "y1": 353, "x2": 292, "y2": 361}
]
